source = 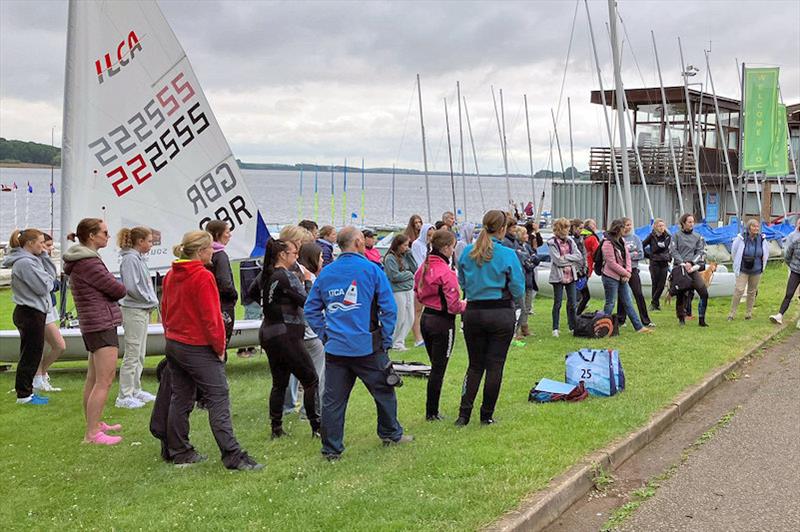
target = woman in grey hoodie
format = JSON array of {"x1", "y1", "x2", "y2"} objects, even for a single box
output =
[
  {"x1": 116, "y1": 227, "x2": 159, "y2": 409},
  {"x1": 669, "y1": 214, "x2": 709, "y2": 327},
  {"x1": 33, "y1": 233, "x2": 66, "y2": 393},
  {"x1": 3, "y1": 228, "x2": 53, "y2": 405}
]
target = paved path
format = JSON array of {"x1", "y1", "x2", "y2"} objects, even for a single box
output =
[{"x1": 622, "y1": 336, "x2": 800, "y2": 531}]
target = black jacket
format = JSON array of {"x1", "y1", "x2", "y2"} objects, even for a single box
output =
[
  {"x1": 254, "y1": 267, "x2": 307, "y2": 340},
  {"x1": 642, "y1": 231, "x2": 672, "y2": 263},
  {"x1": 209, "y1": 249, "x2": 238, "y2": 306}
]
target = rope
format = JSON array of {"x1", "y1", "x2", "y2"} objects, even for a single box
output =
[
  {"x1": 394, "y1": 79, "x2": 418, "y2": 166},
  {"x1": 554, "y1": 0, "x2": 581, "y2": 124}
]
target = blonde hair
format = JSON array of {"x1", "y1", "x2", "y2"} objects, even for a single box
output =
[
  {"x1": 514, "y1": 225, "x2": 528, "y2": 241},
  {"x1": 117, "y1": 226, "x2": 152, "y2": 250},
  {"x1": 173, "y1": 230, "x2": 212, "y2": 260},
  {"x1": 9, "y1": 228, "x2": 44, "y2": 249},
  {"x1": 552, "y1": 218, "x2": 571, "y2": 238},
  {"x1": 469, "y1": 210, "x2": 506, "y2": 266},
  {"x1": 279, "y1": 225, "x2": 312, "y2": 244}
]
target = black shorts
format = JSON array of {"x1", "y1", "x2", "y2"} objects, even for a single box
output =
[{"x1": 82, "y1": 328, "x2": 119, "y2": 353}]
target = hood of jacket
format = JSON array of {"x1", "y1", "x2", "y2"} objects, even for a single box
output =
[
  {"x1": 212, "y1": 241, "x2": 226, "y2": 253},
  {"x1": 2, "y1": 247, "x2": 40, "y2": 268},
  {"x1": 119, "y1": 248, "x2": 141, "y2": 260},
  {"x1": 63, "y1": 243, "x2": 101, "y2": 263},
  {"x1": 414, "y1": 223, "x2": 434, "y2": 248}
]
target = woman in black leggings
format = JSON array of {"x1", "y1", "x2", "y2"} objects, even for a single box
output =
[
  {"x1": 770, "y1": 222, "x2": 800, "y2": 326},
  {"x1": 455, "y1": 211, "x2": 525, "y2": 425},
  {"x1": 413, "y1": 229, "x2": 466, "y2": 421},
  {"x1": 250, "y1": 238, "x2": 320, "y2": 438}
]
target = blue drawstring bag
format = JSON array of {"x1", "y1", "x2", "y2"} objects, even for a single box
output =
[{"x1": 565, "y1": 348, "x2": 625, "y2": 397}]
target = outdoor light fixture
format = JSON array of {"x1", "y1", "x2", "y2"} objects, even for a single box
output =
[{"x1": 683, "y1": 65, "x2": 700, "y2": 77}]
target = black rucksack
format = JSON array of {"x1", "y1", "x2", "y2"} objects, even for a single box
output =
[
  {"x1": 592, "y1": 239, "x2": 605, "y2": 276},
  {"x1": 573, "y1": 312, "x2": 619, "y2": 338},
  {"x1": 668, "y1": 266, "x2": 693, "y2": 295}
]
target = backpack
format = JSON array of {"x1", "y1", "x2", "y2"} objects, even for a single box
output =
[
  {"x1": 573, "y1": 312, "x2": 619, "y2": 338},
  {"x1": 593, "y1": 239, "x2": 605, "y2": 276},
  {"x1": 668, "y1": 265, "x2": 693, "y2": 295}
]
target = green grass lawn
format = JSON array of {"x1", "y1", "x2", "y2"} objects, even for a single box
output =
[{"x1": 0, "y1": 263, "x2": 793, "y2": 530}]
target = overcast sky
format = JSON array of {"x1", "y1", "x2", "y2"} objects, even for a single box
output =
[{"x1": 1, "y1": 0, "x2": 798, "y2": 174}]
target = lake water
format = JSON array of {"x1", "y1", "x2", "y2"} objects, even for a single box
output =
[{"x1": 0, "y1": 166, "x2": 550, "y2": 240}]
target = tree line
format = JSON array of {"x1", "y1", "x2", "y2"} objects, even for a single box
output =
[{"x1": 0, "y1": 138, "x2": 60, "y2": 166}]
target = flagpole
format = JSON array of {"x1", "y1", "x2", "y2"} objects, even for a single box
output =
[
  {"x1": 298, "y1": 168, "x2": 304, "y2": 221},
  {"x1": 391, "y1": 164, "x2": 396, "y2": 223},
  {"x1": 342, "y1": 159, "x2": 348, "y2": 226},
  {"x1": 330, "y1": 165, "x2": 335, "y2": 226},
  {"x1": 360, "y1": 158, "x2": 365, "y2": 225},
  {"x1": 50, "y1": 126, "x2": 55, "y2": 237},
  {"x1": 314, "y1": 169, "x2": 319, "y2": 223}
]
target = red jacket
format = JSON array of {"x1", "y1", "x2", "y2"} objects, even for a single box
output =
[
  {"x1": 413, "y1": 255, "x2": 466, "y2": 315},
  {"x1": 63, "y1": 245, "x2": 126, "y2": 334},
  {"x1": 162, "y1": 259, "x2": 226, "y2": 357},
  {"x1": 583, "y1": 232, "x2": 600, "y2": 277}
]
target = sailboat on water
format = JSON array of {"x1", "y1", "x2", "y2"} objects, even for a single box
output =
[{"x1": 0, "y1": 0, "x2": 267, "y2": 362}]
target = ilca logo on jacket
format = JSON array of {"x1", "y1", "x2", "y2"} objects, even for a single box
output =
[{"x1": 326, "y1": 280, "x2": 361, "y2": 313}]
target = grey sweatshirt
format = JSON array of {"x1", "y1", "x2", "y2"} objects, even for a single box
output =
[
  {"x1": 2, "y1": 247, "x2": 54, "y2": 314},
  {"x1": 622, "y1": 233, "x2": 645, "y2": 269},
  {"x1": 784, "y1": 230, "x2": 800, "y2": 274},
  {"x1": 119, "y1": 248, "x2": 159, "y2": 309},
  {"x1": 383, "y1": 252, "x2": 415, "y2": 292},
  {"x1": 669, "y1": 229, "x2": 706, "y2": 266}
]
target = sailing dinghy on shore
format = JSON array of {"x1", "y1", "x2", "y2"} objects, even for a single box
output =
[{"x1": 1, "y1": 0, "x2": 268, "y2": 363}]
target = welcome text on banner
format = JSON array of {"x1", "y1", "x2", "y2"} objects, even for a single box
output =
[{"x1": 743, "y1": 67, "x2": 779, "y2": 171}]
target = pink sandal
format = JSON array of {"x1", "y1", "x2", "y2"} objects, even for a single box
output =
[
  {"x1": 84, "y1": 431, "x2": 122, "y2": 445},
  {"x1": 99, "y1": 422, "x2": 122, "y2": 432}
]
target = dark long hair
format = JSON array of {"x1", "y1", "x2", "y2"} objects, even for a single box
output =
[
  {"x1": 386, "y1": 234, "x2": 410, "y2": 270},
  {"x1": 299, "y1": 242, "x2": 323, "y2": 275},
  {"x1": 261, "y1": 238, "x2": 291, "y2": 288}
]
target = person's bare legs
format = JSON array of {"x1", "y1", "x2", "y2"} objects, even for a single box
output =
[
  {"x1": 83, "y1": 354, "x2": 96, "y2": 416},
  {"x1": 84, "y1": 347, "x2": 118, "y2": 439},
  {"x1": 412, "y1": 299, "x2": 424, "y2": 344},
  {"x1": 37, "y1": 322, "x2": 66, "y2": 376}
]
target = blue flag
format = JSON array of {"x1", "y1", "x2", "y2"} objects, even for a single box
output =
[
  {"x1": 27, "y1": 181, "x2": 33, "y2": 193},
  {"x1": 50, "y1": 182, "x2": 56, "y2": 194}
]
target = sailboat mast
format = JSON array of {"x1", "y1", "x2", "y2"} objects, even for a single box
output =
[
  {"x1": 500, "y1": 89, "x2": 512, "y2": 208},
  {"x1": 444, "y1": 98, "x2": 458, "y2": 218},
  {"x1": 678, "y1": 38, "x2": 706, "y2": 221},
  {"x1": 652, "y1": 31, "x2": 685, "y2": 216},
  {"x1": 61, "y1": 0, "x2": 79, "y2": 248},
  {"x1": 608, "y1": 0, "x2": 634, "y2": 222},
  {"x1": 524, "y1": 95, "x2": 536, "y2": 211},
  {"x1": 492, "y1": 86, "x2": 511, "y2": 207},
  {"x1": 583, "y1": 0, "x2": 625, "y2": 214},
  {"x1": 567, "y1": 97, "x2": 578, "y2": 217},
  {"x1": 705, "y1": 50, "x2": 742, "y2": 222},
  {"x1": 463, "y1": 96, "x2": 486, "y2": 212},
  {"x1": 416, "y1": 74, "x2": 432, "y2": 221},
  {"x1": 457, "y1": 81, "x2": 467, "y2": 221}
]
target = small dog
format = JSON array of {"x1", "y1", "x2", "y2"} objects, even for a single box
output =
[{"x1": 663, "y1": 261, "x2": 717, "y2": 306}]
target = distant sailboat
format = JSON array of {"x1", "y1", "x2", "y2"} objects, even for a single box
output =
[{"x1": 1, "y1": 0, "x2": 267, "y2": 362}]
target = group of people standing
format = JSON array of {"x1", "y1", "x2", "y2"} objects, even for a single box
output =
[{"x1": 7, "y1": 207, "x2": 800, "y2": 468}]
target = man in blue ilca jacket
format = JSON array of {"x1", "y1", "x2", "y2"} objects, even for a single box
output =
[{"x1": 305, "y1": 226, "x2": 412, "y2": 460}]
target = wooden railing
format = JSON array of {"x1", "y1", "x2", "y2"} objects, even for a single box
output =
[{"x1": 589, "y1": 146, "x2": 739, "y2": 184}]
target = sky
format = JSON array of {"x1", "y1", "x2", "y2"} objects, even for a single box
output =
[{"x1": 1, "y1": 0, "x2": 798, "y2": 175}]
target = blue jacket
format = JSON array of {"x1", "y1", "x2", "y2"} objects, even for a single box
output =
[
  {"x1": 305, "y1": 252, "x2": 397, "y2": 356},
  {"x1": 317, "y1": 238, "x2": 335, "y2": 267},
  {"x1": 458, "y1": 237, "x2": 525, "y2": 301}
]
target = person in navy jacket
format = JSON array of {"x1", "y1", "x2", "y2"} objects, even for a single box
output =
[{"x1": 305, "y1": 226, "x2": 411, "y2": 460}]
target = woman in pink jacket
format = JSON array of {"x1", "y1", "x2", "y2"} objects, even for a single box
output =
[
  {"x1": 600, "y1": 219, "x2": 652, "y2": 334},
  {"x1": 414, "y1": 229, "x2": 466, "y2": 421}
]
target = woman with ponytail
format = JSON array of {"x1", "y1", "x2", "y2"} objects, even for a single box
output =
[
  {"x1": 158, "y1": 230, "x2": 262, "y2": 469},
  {"x1": 115, "y1": 227, "x2": 159, "y2": 409},
  {"x1": 249, "y1": 238, "x2": 321, "y2": 439},
  {"x1": 205, "y1": 220, "x2": 238, "y2": 345},
  {"x1": 455, "y1": 210, "x2": 525, "y2": 426},
  {"x1": 63, "y1": 218, "x2": 127, "y2": 444},
  {"x1": 33, "y1": 233, "x2": 66, "y2": 393},
  {"x1": 3, "y1": 228, "x2": 52, "y2": 406},
  {"x1": 414, "y1": 228, "x2": 465, "y2": 421}
]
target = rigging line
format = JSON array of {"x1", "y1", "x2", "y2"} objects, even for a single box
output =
[
  {"x1": 555, "y1": 0, "x2": 581, "y2": 124},
  {"x1": 394, "y1": 78, "x2": 419, "y2": 165},
  {"x1": 617, "y1": 10, "x2": 650, "y2": 91}
]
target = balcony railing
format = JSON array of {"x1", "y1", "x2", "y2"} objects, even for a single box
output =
[{"x1": 589, "y1": 145, "x2": 739, "y2": 184}]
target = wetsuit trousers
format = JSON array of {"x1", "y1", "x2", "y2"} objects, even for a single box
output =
[
  {"x1": 676, "y1": 272, "x2": 709, "y2": 320},
  {"x1": 649, "y1": 261, "x2": 669, "y2": 308},
  {"x1": 13, "y1": 305, "x2": 46, "y2": 399},
  {"x1": 459, "y1": 304, "x2": 516, "y2": 422},
  {"x1": 421, "y1": 311, "x2": 456, "y2": 417},
  {"x1": 264, "y1": 333, "x2": 320, "y2": 431},
  {"x1": 778, "y1": 271, "x2": 800, "y2": 315},
  {"x1": 576, "y1": 283, "x2": 591, "y2": 315}
]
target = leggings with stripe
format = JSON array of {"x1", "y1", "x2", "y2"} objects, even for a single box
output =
[{"x1": 420, "y1": 310, "x2": 456, "y2": 418}]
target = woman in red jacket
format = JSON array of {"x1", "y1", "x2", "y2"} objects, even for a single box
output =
[
  {"x1": 64, "y1": 218, "x2": 127, "y2": 445},
  {"x1": 160, "y1": 230, "x2": 262, "y2": 470},
  {"x1": 414, "y1": 229, "x2": 466, "y2": 421}
]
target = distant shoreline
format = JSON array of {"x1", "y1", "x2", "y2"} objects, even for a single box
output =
[{"x1": 0, "y1": 162, "x2": 56, "y2": 169}]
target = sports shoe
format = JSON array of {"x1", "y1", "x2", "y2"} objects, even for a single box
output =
[
  {"x1": 99, "y1": 421, "x2": 122, "y2": 432},
  {"x1": 42, "y1": 373, "x2": 62, "y2": 392},
  {"x1": 229, "y1": 453, "x2": 264, "y2": 471},
  {"x1": 414, "y1": 340, "x2": 425, "y2": 348},
  {"x1": 84, "y1": 431, "x2": 122, "y2": 445},
  {"x1": 323, "y1": 453, "x2": 341, "y2": 462},
  {"x1": 454, "y1": 417, "x2": 469, "y2": 427},
  {"x1": 115, "y1": 396, "x2": 145, "y2": 409},
  {"x1": 552, "y1": 329, "x2": 559, "y2": 338},
  {"x1": 426, "y1": 414, "x2": 444, "y2": 422},
  {"x1": 174, "y1": 453, "x2": 208, "y2": 468},
  {"x1": 769, "y1": 313, "x2": 783, "y2": 325},
  {"x1": 134, "y1": 390, "x2": 156, "y2": 403},
  {"x1": 392, "y1": 344, "x2": 409, "y2": 352},
  {"x1": 271, "y1": 427, "x2": 288, "y2": 439},
  {"x1": 382, "y1": 434, "x2": 414, "y2": 446},
  {"x1": 17, "y1": 393, "x2": 49, "y2": 405},
  {"x1": 480, "y1": 418, "x2": 496, "y2": 426},
  {"x1": 646, "y1": 322, "x2": 656, "y2": 328}
]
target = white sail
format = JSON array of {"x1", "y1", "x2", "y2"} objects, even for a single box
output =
[{"x1": 62, "y1": 0, "x2": 268, "y2": 272}]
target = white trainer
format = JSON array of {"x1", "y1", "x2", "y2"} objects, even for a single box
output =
[
  {"x1": 134, "y1": 390, "x2": 156, "y2": 403},
  {"x1": 115, "y1": 396, "x2": 146, "y2": 409},
  {"x1": 769, "y1": 313, "x2": 783, "y2": 325},
  {"x1": 41, "y1": 374, "x2": 62, "y2": 392},
  {"x1": 32, "y1": 375, "x2": 46, "y2": 391},
  {"x1": 552, "y1": 329, "x2": 559, "y2": 338}
]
